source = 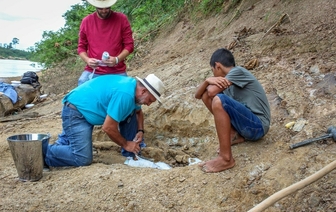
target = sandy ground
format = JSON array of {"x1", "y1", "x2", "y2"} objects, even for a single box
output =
[{"x1": 0, "y1": 0, "x2": 335, "y2": 211}]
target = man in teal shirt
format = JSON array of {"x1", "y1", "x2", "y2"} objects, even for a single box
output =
[{"x1": 44, "y1": 74, "x2": 165, "y2": 167}]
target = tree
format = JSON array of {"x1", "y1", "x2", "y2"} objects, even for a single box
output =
[{"x1": 12, "y1": 37, "x2": 19, "y2": 48}]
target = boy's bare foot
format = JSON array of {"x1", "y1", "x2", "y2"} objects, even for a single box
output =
[
  {"x1": 198, "y1": 161, "x2": 206, "y2": 167},
  {"x1": 199, "y1": 156, "x2": 235, "y2": 173}
]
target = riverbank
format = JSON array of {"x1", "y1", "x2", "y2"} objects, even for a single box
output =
[
  {"x1": 0, "y1": 46, "x2": 31, "y2": 61},
  {"x1": 0, "y1": 56, "x2": 28, "y2": 60}
]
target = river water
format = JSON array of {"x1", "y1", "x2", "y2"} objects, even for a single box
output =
[{"x1": 0, "y1": 59, "x2": 43, "y2": 78}]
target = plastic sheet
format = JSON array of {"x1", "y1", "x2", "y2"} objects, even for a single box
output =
[{"x1": 124, "y1": 156, "x2": 171, "y2": 170}]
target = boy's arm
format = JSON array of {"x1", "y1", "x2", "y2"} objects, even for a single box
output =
[
  {"x1": 195, "y1": 80, "x2": 209, "y2": 99},
  {"x1": 206, "y1": 84, "x2": 225, "y2": 98},
  {"x1": 195, "y1": 77, "x2": 232, "y2": 99}
]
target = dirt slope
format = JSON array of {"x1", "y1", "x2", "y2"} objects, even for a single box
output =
[{"x1": 0, "y1": 0, "x2": 335, "y2": 211}]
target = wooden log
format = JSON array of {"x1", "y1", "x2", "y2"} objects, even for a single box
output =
[{"x1": 0, "y1": 84, "x2": 41, "y2": 117}]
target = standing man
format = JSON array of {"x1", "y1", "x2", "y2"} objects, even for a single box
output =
[
  {"x1": 44, "y1": 74, "x2": 165, "y2": 167},
  {"x1": 77, "y1": 0, "x2": 134, "y2": 85},
  {"x1": 195, "y1": 48, "x2": 271, "y2": 173}
]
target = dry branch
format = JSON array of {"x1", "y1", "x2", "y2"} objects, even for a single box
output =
[{"x1": 260, "y1": 13, "x2": 290, "y2": 41}]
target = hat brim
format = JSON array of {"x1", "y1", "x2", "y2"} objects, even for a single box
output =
[
  {"x1": 136, "y1": 77, "x2": 162, "y2": 104},
  {"x1": 86, "y1": 0, "x2": 117, "y2": 8}
]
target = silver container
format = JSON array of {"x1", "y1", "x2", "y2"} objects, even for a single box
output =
[{"x1": 7, "y1": 134, "x2": 50, "y2": 182}]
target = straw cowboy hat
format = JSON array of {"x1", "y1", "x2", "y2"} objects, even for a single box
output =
[
  {"x1": 86, "y1": 0, "x2": 117, "y2": 8},
  {"x1": 136, "y1": 74, "x2": 165, "y2": 104}
]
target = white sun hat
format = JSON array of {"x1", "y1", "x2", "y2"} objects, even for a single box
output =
[
  {"x1": 136, "y1": 74, "x2": 165, "y2": 104},
  {"x1": 86, "y1": 0, "x2": 117, "y2": 8}
]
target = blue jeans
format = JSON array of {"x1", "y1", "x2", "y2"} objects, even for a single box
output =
[
  {"x1": 217, "y1": 94, "x2": 264, "y2": 141},
  {"x1": 45, "y1": 106, "x2": 145, "y2": 167},
  {"x1": 78, "y1": 70, "x2": 127, "y2": 86},
  {"x1": 45, "y1": 105, "x2": 94, "y2": 167}
]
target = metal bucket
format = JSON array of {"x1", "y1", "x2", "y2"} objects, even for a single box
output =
[{"x1": 7, "y1": 133, "x2": 50, "y2": 182}]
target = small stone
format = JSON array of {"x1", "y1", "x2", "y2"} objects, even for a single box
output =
[{"x1": 221, "y1": 197, "x2": 228, "y2": 203}]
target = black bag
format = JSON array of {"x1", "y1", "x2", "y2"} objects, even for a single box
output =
[{"x1": 20, "y1": 71, "x2": 40, "y2": 87}]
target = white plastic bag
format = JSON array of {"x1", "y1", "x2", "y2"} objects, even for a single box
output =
[{"x1": 124, "y1": 157, "x2": 171, "y2": 170}]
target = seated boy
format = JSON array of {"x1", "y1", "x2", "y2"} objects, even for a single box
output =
[{"x1": 195, "y1": 48, "x2": 271, "y2": 173}]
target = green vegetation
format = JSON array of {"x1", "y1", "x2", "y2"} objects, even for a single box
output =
[
  {"x1": 117, "y1": 0, "x2": 186, "y2": 41},
  {"x1": 0, "y1": 46, "x2": 31, "y2": 60},
  {"x1": 0, "y1": 37, "x2": 32, "y2": 60},
  {"x1": 29, "y1": 0, "x2": 232, "y2": 68}
]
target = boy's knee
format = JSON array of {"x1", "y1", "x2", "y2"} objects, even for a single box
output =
[{"x1": 212, "y1": 96, "x2": 222, "y2": 108}]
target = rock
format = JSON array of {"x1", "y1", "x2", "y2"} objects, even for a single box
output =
[{"x1": 293, "y1": 118, "x2": 307, "y2": 132}]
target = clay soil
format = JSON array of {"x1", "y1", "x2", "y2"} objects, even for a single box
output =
[{"x1": 1, "y1": 0, "x2": 335, "y2": 211}]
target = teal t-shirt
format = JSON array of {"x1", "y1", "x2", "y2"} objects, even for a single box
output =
[{"x1": 63, "y1": 75, "x2": 140, "y2": 125}]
